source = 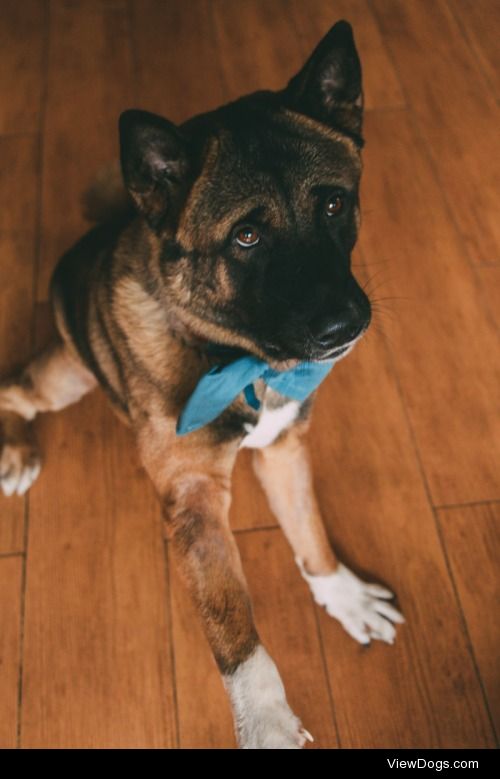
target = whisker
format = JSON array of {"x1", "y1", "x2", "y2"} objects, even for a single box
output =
[
  {"x1": 364, "y1": 277, "x2": 396, "y2": 297},
  {"x1": 371, "y1": 309, "x2": 398, "y2": 324},
  {"x1": 362, "y1": 268, "x2": 388, "y2": 288},
  {"x1": 352, "y1": 258, "x2": 392, "y2": 269},
  {"x1": 368, "y1": 320, "x2": 397, "y2": 350},
  {"x1": 370, "y1": 295, "x2": 413, "y2": 303}
]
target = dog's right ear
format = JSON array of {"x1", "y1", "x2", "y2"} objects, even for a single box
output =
[
  {"x1": 119, "y1": 109, "x2": 190, "y2": 230},
  {"x1": 283, "y1": 21, "x2": 363, "y2": 142}
]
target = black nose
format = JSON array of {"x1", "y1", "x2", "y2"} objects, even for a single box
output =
[{"x1": 311, "y1": 302, "x2": 370, "y2": 349}]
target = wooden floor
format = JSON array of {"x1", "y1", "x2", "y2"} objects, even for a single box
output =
[{"x1": 0, "y1": 0, "x2": 499, "y2": 749}]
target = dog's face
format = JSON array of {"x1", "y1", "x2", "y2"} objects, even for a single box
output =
[{"x1": 120, "y1": 21, "x2": 370, "y2": 365}]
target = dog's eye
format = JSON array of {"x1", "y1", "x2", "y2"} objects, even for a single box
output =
[
  {"x1": 235, "y1": 226, "x2": 260, "y2": 248},
  {"x1": 325, "y1": 194, "x2": 343, "y2": 217}
]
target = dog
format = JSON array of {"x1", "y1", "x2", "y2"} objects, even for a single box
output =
[{"x1": 0, "y1": 21, "x2": 404, "y2": 748}]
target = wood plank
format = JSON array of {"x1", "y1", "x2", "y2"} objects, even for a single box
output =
[
  {"x1": 451, "y1": 0, "x2": 500, "y2": 98},
  {"x1": 132, "y1": 0, "x2": 225, "y2": 122},
  {"x1": 211, "y1": 0, "x2": 404, "y2": 110},
  {"x1": 308, "y1": 329, "x2": 494, "y2": 747},
  {"x1": 239, "y1": 529, "x2": 337, "y2": 748},
  {"x1": 0, "y1": 136, "x2": 39, "y2": 553},
  {"x1": 230, "y1": 450, "x2": 278, "y2": 532},
  {"x1": 21, "y1": 324, "x2": 177, "y2": 746},
  {"x1": 288, "y1": 0, "x2": 405, "y2": 110},
  {"x1": 0, "y1": 556, "x2": 23, "y2": 748},
  {"x1": 358, "y1": 109, "x2": 500, "y2": 506},
  {"x1": 438, "y1": 502, "x2": 500, "y2": 736},
  {"x1": 170, "y1": 528, "x2": 337, "y2": 748},
  {"x1": 0, "y1": 0, "x2": 46, "y2": 134},
  {"x1": 211, "y1": 0, "x2": 304, "y2": 99},
  {"x1": 478, "y1": 265, "x2": 500, "y2": 331},
  {"x1": 37, "y1": 0, "x2": 135, "y2": 300},
  {"x1": 371, "y1": 0, "x2": 500, "y2": 265},
  {"x1": 168, "y1": 542, "x2": 235, "y2": 748}
]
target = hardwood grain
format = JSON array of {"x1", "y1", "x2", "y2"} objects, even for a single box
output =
[
  {"x1": 289, "y1": 0, "x2": 404, "y2": 110},
  {"x1": 359, "y1": 110, "x2": 500, "y2": 506},
  {"x1": 450, "y1": 0, "x2": 500, "y2": 98},
  {"x1": 0, "y1": 137, "x2": 39, "y2": 553},
  {"x1": 37, "y1": 0, "x2": 135, "y2": 300},
  {"x1": 212, "y1": 0, "x2": 303, "y2": 98},
  {"x1": 239, "y1": 529, "x2": 337, "y2": 748},
  {"x1": 371, "y1": 0, "x2": 500, "y2": 265},
  {"x1": 168, "y1": 542, "x2": 235, "y2": 748},
  {"x1": 0, "y1": 556, "x2": 23, "y2": 748},
  {"x1": 438, "y1": 502, "x2": 500, "y2": 736},
  {"x1": 170, "y1": 528, "x2": 337, "y2": 748},
  {"x1": 230, "y1": 450, "x2": 278, "y2": 532},
  {"x1": 477, "y1": 265, "x2": 500, "y2": 331},
  {"x1": 308, "y1": 331, "x2": 494, "y2": 747},
  {"x1": 21, "y1": 341, "x2": 177, "y2": 746},
  {"x1": 132, "y1": 0, "x2": 225, "y2": 122},
  {"x1": 0, "y1": 0, "x2": 46, "y2": 135}
]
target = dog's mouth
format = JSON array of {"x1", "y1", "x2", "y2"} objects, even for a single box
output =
[
  {"x1": 261, "y1": 334, "x2": 362, "y2": 369},
  {"x1": 319, "y1": 344, "x2": 349, "y2": 360}
]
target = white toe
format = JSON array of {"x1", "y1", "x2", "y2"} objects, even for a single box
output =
[
  {"x1": 0, "y1": 444, "x2": 41, "y2": 497},
  {"x1": 364, "y1": 582, "x2": 395, "y2": 599},
  {"x1": 297, "y1": 558, "x2": 405, "y2": 645},
  {"x1": 340, "y1": 616, "x2": 371, "y2": 645},
  {"x1": 373, "y1": 599, "x2": 405, "y2": 624},
  {"x1": 1, "y1": 474, "x2": 19, "y2": 497},
  {"x1": 16, "y1": 461, "x2": 41, "y2": 495},
  {"x1": 363, "y1": 610, "x2": 396, "y2": 644}
]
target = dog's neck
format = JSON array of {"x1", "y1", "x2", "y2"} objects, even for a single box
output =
[{"x1": 163, "y1": 307, "x2": 210, "y2": 351}]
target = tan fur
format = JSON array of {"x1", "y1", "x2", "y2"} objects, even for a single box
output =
[
  {"x1": 253, "y1": 422, "x2": 338, "y2": 576},
  {"x1": 283, "y1": 108, "x2": 361, "y2": 163},
  {"x1": 0, "y1": 341, "x2": 97, "y2": 421}
]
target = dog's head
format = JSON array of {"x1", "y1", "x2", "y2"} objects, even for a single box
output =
[{"x1": 119, "y1": 21, "x2": 370, "y2": 365}]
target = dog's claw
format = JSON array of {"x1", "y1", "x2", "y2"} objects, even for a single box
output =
[{"x1": 300, "y1": 728, "x2": 314, "y2": 743}]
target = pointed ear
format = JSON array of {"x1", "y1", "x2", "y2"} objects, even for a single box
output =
[
  {"x1": 119, "y1": 109, "x2": 190, "y2": 229},
  {"x1": 283, "y1": 21, "x2": 363, "y2": 141}
]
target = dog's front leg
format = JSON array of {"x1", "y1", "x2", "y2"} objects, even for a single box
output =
[
  {"x1": 137, "y1": 424, "x2": 310, "y2": 748},
  {"x1": 253, "y1": 422, "x2": 404, "y2": 646}
]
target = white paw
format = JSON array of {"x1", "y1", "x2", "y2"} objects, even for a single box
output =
[
  {"x1": 0, "y1": 443, "x2": 41, "y2": 496},
  {"x1": 238, "y1": 700, "x2": 313, "y2": 749},
  {"x1": 297, "y1": 559, "x2": 404, "y2": 645},
  {"x1": 224, "y1": 645, "x2": 313, "y2": 749}
]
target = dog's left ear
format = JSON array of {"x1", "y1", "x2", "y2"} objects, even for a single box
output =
[
  {"x1": 119, "y1": 109, "x2": 190, "y2": 230},
  {"x1": 283, "y1": 20, "x2": 363, "y2": 141}
]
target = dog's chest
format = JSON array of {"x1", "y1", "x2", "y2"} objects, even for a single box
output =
[{"x1": 239, "y1": 395, "x2": 300, "y2": 449}]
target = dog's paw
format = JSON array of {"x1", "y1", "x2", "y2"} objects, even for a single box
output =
[
  {"x1": 0, "y1": 442, "x2": 41, "y2": 496},
  {"x1": 238, "y1": 701, "x2": 313, "y2": 749},
  {"x1": 224, "y1": 645, "x2": 313, "y2": 749},
  {"x1": 297, "y1": 559, "x2": 404, "y2": 645}
]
